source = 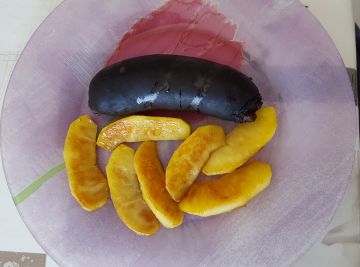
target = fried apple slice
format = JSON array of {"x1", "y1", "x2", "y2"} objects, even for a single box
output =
[
  {"x1": 134, "y1": 141, "x2": 184, "y2": 228},
  {"x1": 97, "y1": 115, "x2": 190, "y2": 151},
  {"x1": 180, "y1": 161, "x2": 271, "y2": 217},
  {"x1": 203, "y1": 107, "x2": 277, "y2": 175},
  {"x1": 106, "y1": 144, "x2": 160, "y2": 235},
  {"x1": 64, "y1": 115, "x2": 108, "y2": 211},
  {"x1": 166, "y1": 125, "x2": 225, "y2": 201}
]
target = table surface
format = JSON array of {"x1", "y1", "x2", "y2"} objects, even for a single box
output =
[{"x1": 0, "y1": 0, "x2": 359, "y2": 266}]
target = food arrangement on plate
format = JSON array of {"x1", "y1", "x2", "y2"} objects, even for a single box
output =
[
  {"x1": 1, "y1": 0, "x2": 357, "y2": 265},
  {"x1": 63, "y1": 0, "x2": 278, "y2": 236}
]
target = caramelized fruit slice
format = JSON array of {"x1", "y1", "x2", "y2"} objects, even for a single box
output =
[
  {"x1": 180, "y1": 161, "x2": 271, "y2": 217},
  {"x1": 203, "y1": 107, "x2": 277, "y2": 175},
  {"x1": 97, "y1": 115, "x2": 191, "y2": 151},
  {"x1": 106, "y1": 144, "x2": 160, "y2": 235},
  {"x1": 63, "y1": 115, "x2": 108, "y2": 211},
  {"x1": 134, "y1": 141, "x2": 184, "y2": 228},
  {"x1": 166, "y1": 125, "x2": 225, "y2": 201}
]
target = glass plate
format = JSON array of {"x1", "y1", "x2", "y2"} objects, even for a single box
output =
[{"x1": 0, "y1": 0, "x2": 357, "y2": 266}]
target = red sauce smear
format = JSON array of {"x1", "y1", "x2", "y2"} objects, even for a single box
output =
[{"x1": 106, "y1": 0, "x2": 244, "y2": 123}]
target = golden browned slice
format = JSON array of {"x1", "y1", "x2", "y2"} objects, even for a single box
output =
[
  {"x1": 203, "y1": 107, "x2": 277, "y2": 175},
  {"x1": 64, "y1": 115, "x2": 109, "y2": 211},
  {"x1": 166, "y1": 125, "x2": 225, "y2": 201},
  {"x1": 134, "y1": 141, "x2": 184, "y2": 228},
  {"x1": 106, "y1": 144, "x2": 160, "y2": 235},
  {"x1": 97, "y1": 115, "x2": 191, "y2": 151},
  {"x1": 180, "y1": 161, "x2": 272, "y2": 217}
]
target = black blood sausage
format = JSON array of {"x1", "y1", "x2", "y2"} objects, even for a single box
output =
[{"x1": 89, "y1": 55, "x2": 262, "y2": 122}]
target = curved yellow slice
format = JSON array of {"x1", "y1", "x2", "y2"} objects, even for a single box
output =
[
  {"x1": 166, "y1": 125, "x2": 225, "y2": 201},
  {"x1": 64, "y1": 115, "x2": 109, "y2": 211},
  {"x1": 134, "y1": 141, "x2": 184, "y2": 228},
  {"x1": 106, "y1": 144, "x2": 160, "y2": 235},
  {"x1": 97, "y1": 115, "x2": 191, "y2": 151},
  {"x1": 180, "y1": 161, "x2": 272, "y2": 217},
  {"x1": 203, "y1": 107, "x2": 277, "y2": 175}
]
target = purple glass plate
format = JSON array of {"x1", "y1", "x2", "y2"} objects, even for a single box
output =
[{"x1": 0, "y1": 0, "x2": 357, "y2": 266}]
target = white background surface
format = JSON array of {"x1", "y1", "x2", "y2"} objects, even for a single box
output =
[{"x1": 0, "y1": 0, "x2": 359, "y2": 266}]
